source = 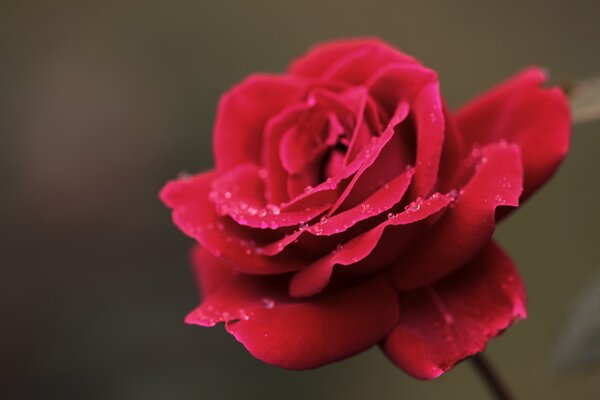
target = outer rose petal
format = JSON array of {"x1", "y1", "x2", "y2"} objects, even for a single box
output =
[
  {"x1": 391, "y1": 141, "x2": 523, "y2": 290},
  {"x1": 383, "y1": 241, "x2": 527, "y2": 380},
  {"x1": 455, "y1": 67, "x2": 571, "y2": 201},
  {"x1": 214, "y1": 74, "x2": 305, "y2": 171},
  {"x1": 289, "y1": 37, "x2": 416, "y2": 81},
  {"x1": 186, "y1": 248, "x2": 400, "y2": 370}
]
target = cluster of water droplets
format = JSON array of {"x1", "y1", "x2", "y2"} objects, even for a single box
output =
[{"x1": 193, "y1": 297, "x2": 280, "y2": 325}]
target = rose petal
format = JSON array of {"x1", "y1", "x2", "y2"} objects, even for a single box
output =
[
  {"x1": 289, "y1": 192, "x2": 453, "y2": 298},
  {"x1": 391, "y1": 141, "x2": 523, "y2": 290},
  {"x1": 337, "y1": 123, "x2": 414, "y2": 211},
  {"x1": 383, "y1": 241, "x2": 527, "y2": 379},
  {"x1": 263, "y1": 103, "x2": 311, "y2": 204},
  {"x1": 210, "y1": 164, "x2": 331, "y2": 229},
  {"x1": 455, "y1": 67, "x2": 571, "y2": 202},
  {"x1": 186, "y1": 252, "x2": 400, "y2": 370},
  {"x1": 438, "y1": 103, "x2": 468, "y2": 192},
  {"x1": 289, "y1": 37, "x2": 415, "y2": 81},
  {"x1": 368, "y1": 64, "x2": 444, "y2": 198},
  {"x1": 279, "y1": 101, "x2": 410, "y2": 214},
  {"x1": 190, "y1": 245, "x2": 234, "y2": 297},
  {"x1": 257, "y1": 166, "x2": 415, "y2": 259},
  {"x1": 160, "y1": 172, "x2": 303, "y2": 274},
  {"x1": 215, "y1": 74, "x2": 305, "y2": 172},
  {"x1": 326, "y1": 101, "x2": 410, "y2": 216}
]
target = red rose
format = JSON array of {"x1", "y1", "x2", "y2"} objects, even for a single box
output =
[{"x1": 160, "y1": 38, "x2": 570, "y2": 379}]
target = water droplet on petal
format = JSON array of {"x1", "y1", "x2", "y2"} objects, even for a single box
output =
[
  {"x1": 178, "y1": 171, "x2": 192, "y2": 180},
  {"x1": 261, "y1": 297, "x2": 275, "y2": 309},
  {"x1": 266, "y1": 204, "x2": 280, "y2": 215}
]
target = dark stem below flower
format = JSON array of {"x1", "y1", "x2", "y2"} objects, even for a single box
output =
[{"x1": 470, "y1": 353, "x2": 516, "y2": 400}]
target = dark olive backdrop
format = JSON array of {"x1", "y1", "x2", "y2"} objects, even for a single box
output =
[{"x1": 2, "y1": 1, "x2": 599, "y2": 399}]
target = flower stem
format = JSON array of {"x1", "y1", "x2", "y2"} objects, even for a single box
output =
[{"x1": 471, "y1": 353, "x2": 516, "y2": 400}]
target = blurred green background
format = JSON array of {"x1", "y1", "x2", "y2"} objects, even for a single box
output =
[{"x1": 2, "y1": 1, "x2": 599, "y2": 399}]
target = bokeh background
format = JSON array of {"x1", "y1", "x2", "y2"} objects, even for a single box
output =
[{"x1": 2, "y1": 1, "x2": 600, "y2": 399}]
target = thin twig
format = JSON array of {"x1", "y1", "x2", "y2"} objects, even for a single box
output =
[{"x1": 471, "y1": 353, "x2": 516, "y2": 400}]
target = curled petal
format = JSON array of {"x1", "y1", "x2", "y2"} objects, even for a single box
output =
[
  {"x1": 160, "y1": 172, "x2": 302, "y2": 274},
  {"x1": 289, "y1": 37, "x2": 416, "y2": 81},
  {"x1": 391, "y1": 141, "x2": 523, "y2": 290},
  {"x1": 290, "y1": 192, "x2": 453, "y2": 298},
  {"x1": 383, "y1": 241, "x2": 527, "y2": 379},
  {"x1": 210, "y1": 164, "x2": 331, "y2": 229},
  {"x1": 279, "y1": 101, "x2": 410, "y2": 214},
  {"x1": 186, "y1": 249, "x2": 400, "y2": 370},
  {"x1": 455, "y1": 67, "x2": 570, "y2": 202},
  {"x1": 368, "y1": 65, "x2": 444, "y2": 198},
  {"x1": 215, "y1": 74, "x2": 305, "y2": 172}
]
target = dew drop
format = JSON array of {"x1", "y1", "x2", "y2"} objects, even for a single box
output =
[
  {"x1": 261, "y1": 297, "x2": 275, "y2": 309},
  {"x1": 238, "y1": 308, "x2": 250, "y2": 321},
  {"x1": 266, "y1": 204, "x2": 281, "y2": 215},
  {"x1": 178, "y1": 171, "x2": 192, "y2": 180}
]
